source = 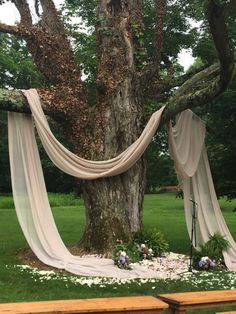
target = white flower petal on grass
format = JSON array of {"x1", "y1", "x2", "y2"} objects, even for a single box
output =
[{"x1": 6, "y1": 254, "x2": 236, "y2": 290}]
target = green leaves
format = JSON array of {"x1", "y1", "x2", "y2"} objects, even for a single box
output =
[
  {"x1": 64, "y1": 0, "x2": 96, "y2": 28},
  {"x1": 200, "y1": 232, "x2": 230, "y2": 263},
  {"x1": 204, "y1": 77, "x2": 236, "y2": 200},
  {"x1": 0, "y1": 33, "x2": 45, "y2": 89},
  {"x1": 133, "y1": 229, "x2": 169, "y2": 257}
]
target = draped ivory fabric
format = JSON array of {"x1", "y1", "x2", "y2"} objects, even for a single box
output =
[
  {"x1": 6, "y1": 88, "x2": 236, "y2": 275},
  {"x1": 21, "y1": 89, "x2": 165, "y2": 179},
  {"x1": 168, "y1": 110, "x2": 236, "y2": 271},
  {"x1": 7, "y1": 88, "x2": 165, "y2": 278}
]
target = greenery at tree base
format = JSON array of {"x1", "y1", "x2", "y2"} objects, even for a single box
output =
[
  {"x1": 114, "y1": 228, "x2": 169, "y2": 265},
  {"x1": 193, "y1": 232, "x2": 230, "y2": 269},
  {"x1": 133, "y1": 229, "x2": 169, "y2": 257}
]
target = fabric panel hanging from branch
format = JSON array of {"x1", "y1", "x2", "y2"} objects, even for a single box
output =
[{"x1": 168, "y1": 110, "x2": 236, "y2": 271}]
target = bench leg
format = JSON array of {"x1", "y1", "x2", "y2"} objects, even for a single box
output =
[{"x1": 167, "y1": 308, "x2": 186, "y2": 314}]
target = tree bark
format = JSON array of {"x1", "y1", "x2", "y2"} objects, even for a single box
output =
[
  {"x1": 80, "y1": 0, "x2": 146, "y2": 253},
  {"x1": 81, "y1": 162, "x2": 146, "y2": 253},
  {"x1": 81, "y1": 76, "x2": 146, "y2": 252}
]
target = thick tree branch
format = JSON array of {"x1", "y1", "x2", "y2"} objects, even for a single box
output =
[
  {"x1": 161, "y1": 0, "x2": 235, "y2": 123},
  {"x1": 0, "y1": 89, "x2": 43, "y2": 114},
  {"x1": 162, "y1": 54, "x2": 235, "y2": 124},
  {"x1": 13, "y1": 0, "x2": 32, "y2": 26},
  {"x1": 205, "y1": 0, "x2": 234, "y2": 89},
  {"x1": 0, "y1": 88, "x2": 68, "y2": 123},
  {"x1": 172, "y1": 62, "x2": 220, "y2": 100},
  {"x1": 162, "y1": 67, "x2": 235, "y2": 126},
  {"x1": 0, "y1": 89, "x2": 29, "y2": 113},
  {"x1": 161, "y1": 78, "x2": 221, "y2": 124},
  {"x1": 153, "y1": 0, "x2": 167, "y2": 76},
  {"x1": 0, "y1": 23, "x2": 22, "y2": 35},
  {"x1": 140, "y1": 61, "x2": 220, "y2": 104}
]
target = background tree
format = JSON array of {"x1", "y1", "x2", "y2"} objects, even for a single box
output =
[
  {"x1": 206, "y1": 80, "x2": 236, "y2": 200},
  {"x1": 0, "y1": 0, "x2": 235, "y2": 253},
  {"x1": 188, "y1": 14, "x2": 236, "y2": 201},
  {"x1": 145, "y1": 131, "x2": 177, "y2": 193},
  {"x1": 0, "y1": 33, "x2": 75, "y2": 193}
]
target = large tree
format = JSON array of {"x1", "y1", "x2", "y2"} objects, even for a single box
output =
[{"x1": 0, "y1": 0, "x2": 235, "y2": 253}]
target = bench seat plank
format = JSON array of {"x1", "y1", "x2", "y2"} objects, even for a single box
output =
[
  {"x1": 0, "y1": 296, "x2": 169, "y2": 314},
  {"x1": 158, "y1": 290, "x2": 236, "y2": 314},
  {"x1": 215, "y1": 312, "x2": 236, "y2": 314},
  {"x1": 159, "y1": 290, "x2": 236, "y2": 305}
]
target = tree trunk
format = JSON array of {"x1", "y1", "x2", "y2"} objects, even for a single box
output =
[
  {"x1": 78, "y1": 0, "x2": 146, "y2": 253},
  {"x1": 81, "y1": 77, "x2": 146, "y2": 253},
  {"x1": 81, "y1": 163, "x2": 146, "y2": 253}
]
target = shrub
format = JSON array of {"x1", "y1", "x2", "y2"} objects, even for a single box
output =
[
  {"x1": 200, "y1": 232, "x2": 230, "y2": 262},
  {"x1": 113, "y1": 229, "x2": 169, "y2": 267},
  {"x1": 133, "y1": 229, "x2": 169, "y2": 257},
  {"x1": 193, "y1": 232, "x2": 230, "y2": 269}
]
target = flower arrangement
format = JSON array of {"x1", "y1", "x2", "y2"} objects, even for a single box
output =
[
  {"x1": 133, "y1": 229, "x2": 169, "y2": 257},
  {"x1": 113, "y1": 230, "x2": 169, "y2": 269},
  {"x1": 198, "y1": 256, "x2": 216, "y2": 270},
  {"x1": 193, "y1": 232, "x2": 229, "y2": 271},
  {"x1": 114, "y1": 250, "x2": 131, "y2": 270},
  {"x1": 138, "y1": 243, "x2": 154, "y2": 260}
]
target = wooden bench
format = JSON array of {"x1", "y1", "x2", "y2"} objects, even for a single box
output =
[
  {"x1": 0, "y1": 296, "x2": 169, "y2": 314},
  {"x1": 158, "y1": 290, "x2": 236, "y2": 314},
  {"x1": 216, "y1": 312, "x2": 236, "y2": 314}
]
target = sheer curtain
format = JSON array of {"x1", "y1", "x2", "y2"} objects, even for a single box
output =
[
  {"x1": 7, "y1": 88, "x2": 165, "y2": 278},
  {"x1": 168, "y1": 110, "x2": 236, "y2": 271}
]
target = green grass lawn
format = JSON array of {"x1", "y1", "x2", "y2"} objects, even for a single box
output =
[{"x1": 0, "y1": 193, "x2": 236, "y2": 313}]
